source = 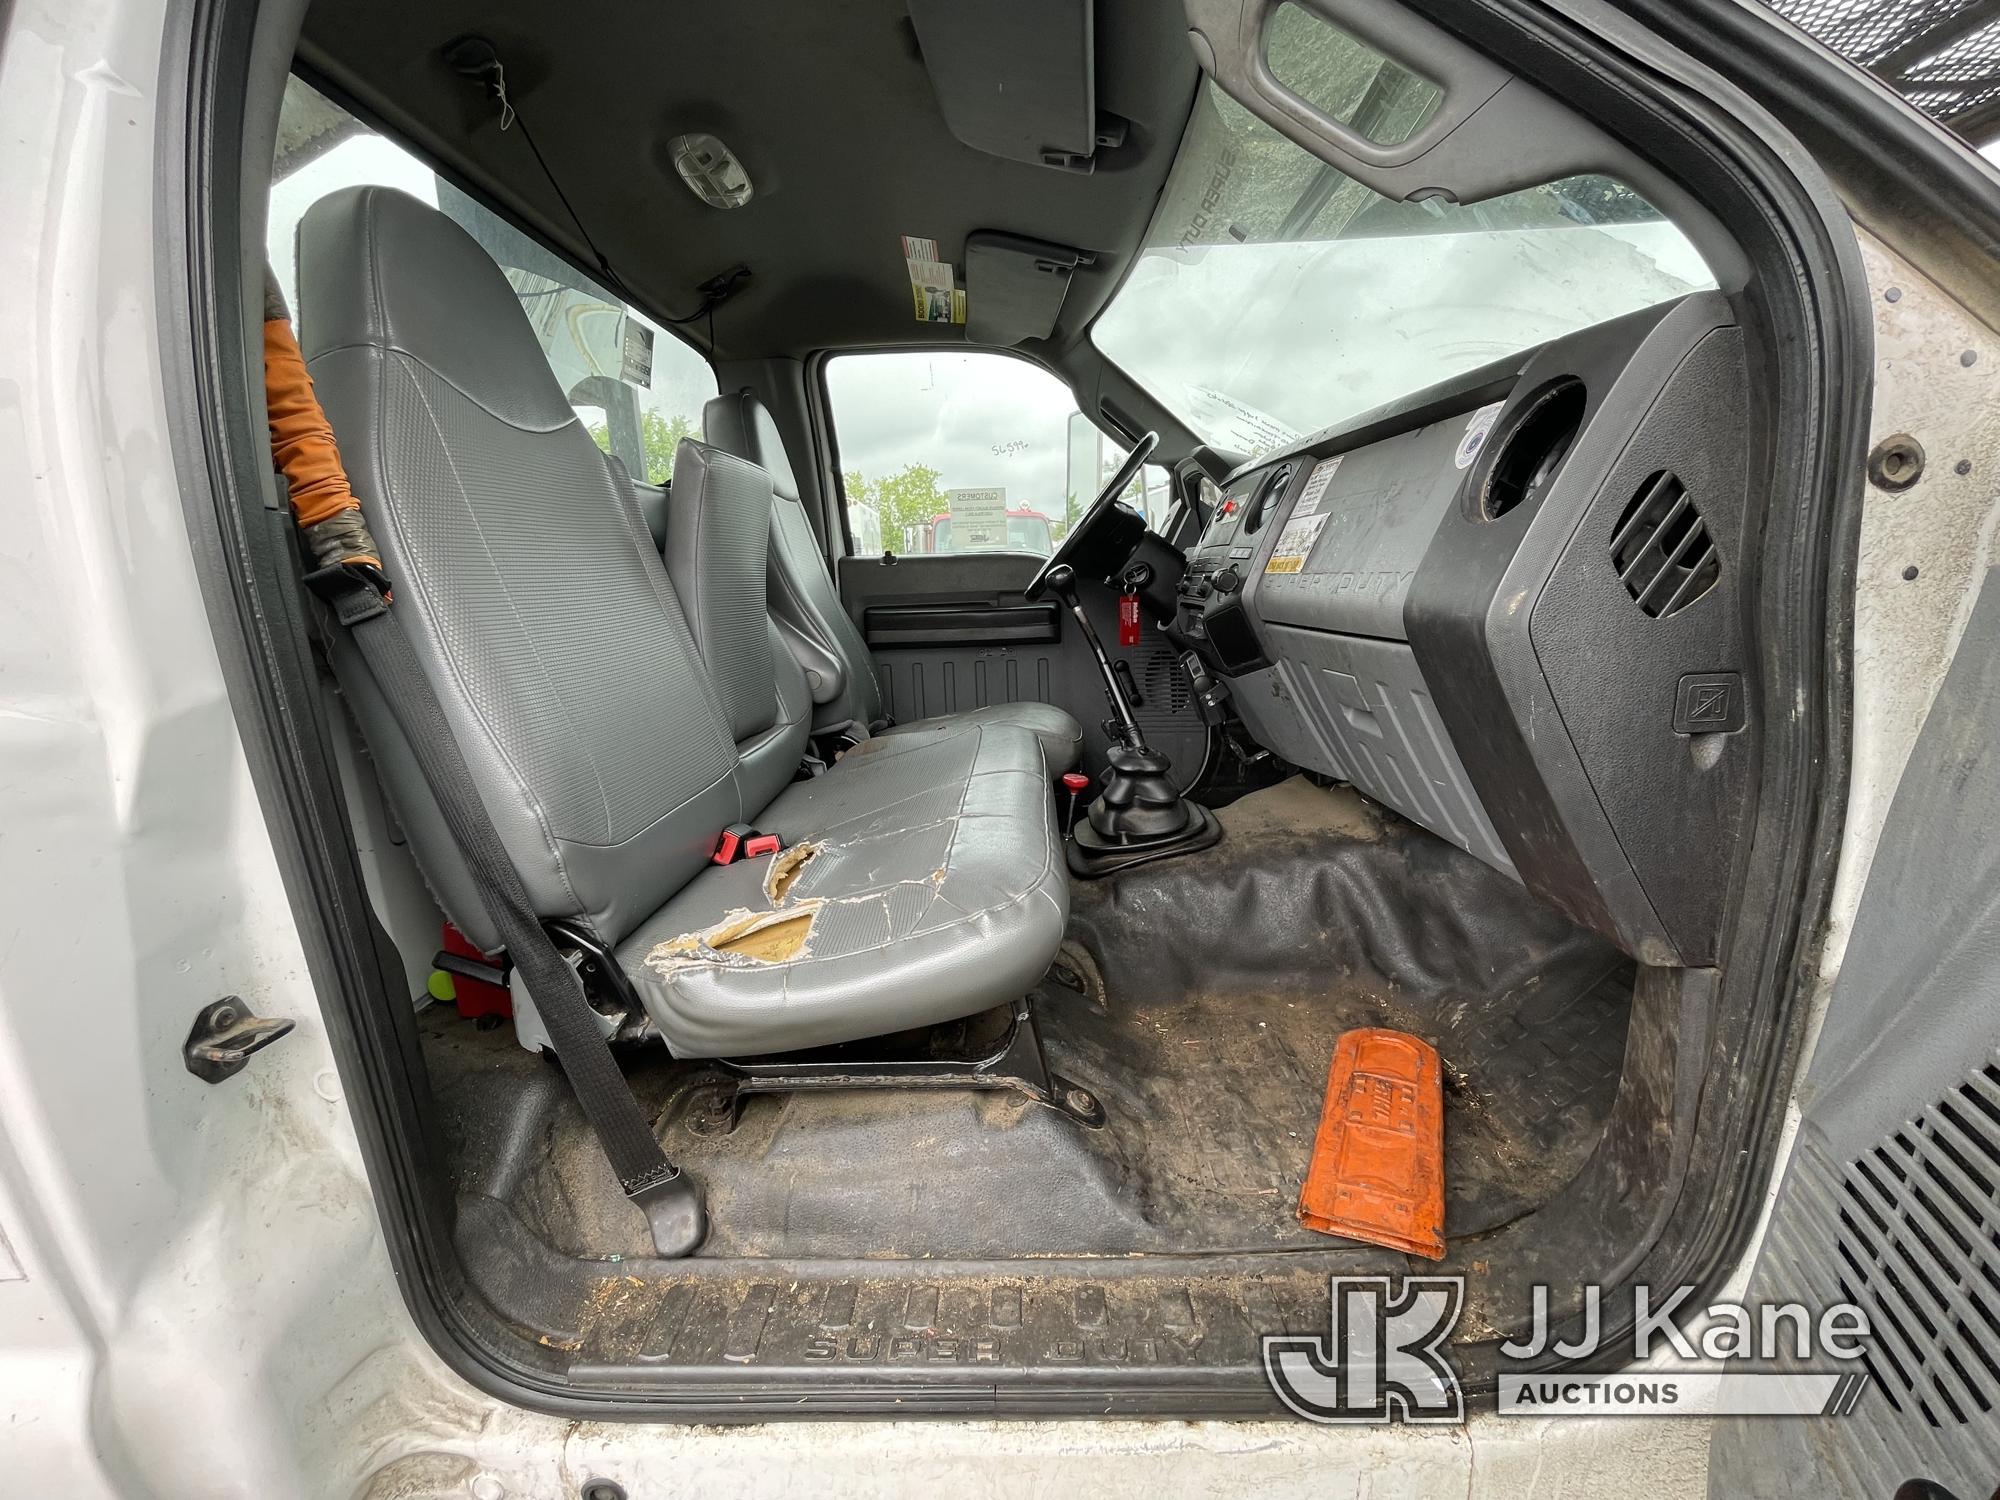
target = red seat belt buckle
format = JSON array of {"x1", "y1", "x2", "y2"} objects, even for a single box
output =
[
  {"x1": 712, "y1": 823, "x2": 755, "y2": 865},
  {"x1": 743, "y1": 833, "x2": 782, "y2": 858}
]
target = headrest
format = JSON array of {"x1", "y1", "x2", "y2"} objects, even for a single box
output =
[
  {"x1": 702, "y1": 389, "x2": 800, "y2": 502},
  {"x1": 296, "y1": 185, "x2": 576, "y2": 432}
]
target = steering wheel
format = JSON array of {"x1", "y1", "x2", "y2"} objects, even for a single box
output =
[{"x1": 1024, "y1": 431, "x2": 1159, "y2": 601}]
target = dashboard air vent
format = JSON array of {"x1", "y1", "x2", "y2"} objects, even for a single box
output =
[
  {"x1": 1480, "y1": 378, "x2": 1585, "y2": 519},
  {"x1": 1243, "y1": 463, "x2": 1294, "y2": 535},
  {"x1": 1609, "y1": 470, "x2": 1719, "y2": 618}
]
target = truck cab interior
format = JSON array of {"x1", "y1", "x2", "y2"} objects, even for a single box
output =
[{"x1": 192, "y1": 0, "x2": 1860, "y2": 1413}]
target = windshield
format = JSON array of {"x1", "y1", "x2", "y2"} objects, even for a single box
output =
[{"x1": 1093, "y1": 82, "x2": 1715, "y2": 457}]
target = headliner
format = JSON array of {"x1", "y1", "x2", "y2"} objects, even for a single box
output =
[{"x1": 298, "y1": 0, "x2": 1201, "y2": 362}]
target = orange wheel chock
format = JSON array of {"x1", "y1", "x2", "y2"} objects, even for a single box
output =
[{"x1": 1297, "y1": 1027, "x2": 1446, "y2": 1260}]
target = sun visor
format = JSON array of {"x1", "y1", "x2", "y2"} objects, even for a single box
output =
[
  {"x1": 963, "y1": 232, "x2": 1094, "y2": 345},
  {"x1": 1184, "y1": 0, "x2": 1630, "y2": 204},
  {"x1": 908, "y1": 0, "x2": 1101, "y2": 172}
]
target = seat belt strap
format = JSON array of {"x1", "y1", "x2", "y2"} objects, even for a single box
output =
[
  {"x1": 263, "y1": 267, "x2": 701, "y2": 1257},
  {"x1": 307, "y1": 565, "x2": 704, "y2": 1258}
]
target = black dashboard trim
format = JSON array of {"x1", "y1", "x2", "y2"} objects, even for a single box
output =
[{"x1": 1221, "y1": 333, "x2": 1597, "y2": 489}]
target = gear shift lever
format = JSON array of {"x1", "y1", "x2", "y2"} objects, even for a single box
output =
[
  {"x1": 1042, "y1": 566, "x2": 1221, "y2": 875},
  {"x1": 1044, "y1": 565, "x2": 1145, "y2": 749}
]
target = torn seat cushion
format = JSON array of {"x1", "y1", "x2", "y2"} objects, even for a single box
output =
[{"x1": 619, "y1": 720, "x2": 1067, "y2": 1058}]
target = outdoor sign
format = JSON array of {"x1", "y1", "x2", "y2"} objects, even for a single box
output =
[{"x1": 946, "y1": 487, "x2": 1007, "y2": 550}]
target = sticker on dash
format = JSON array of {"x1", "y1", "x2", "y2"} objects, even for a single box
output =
[{"x1": 1265, "y1": 511, "x2": 1330, "y2": 574}]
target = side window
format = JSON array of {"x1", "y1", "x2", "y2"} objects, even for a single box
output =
[
  {"x1": 267, "y1": 77, "x2": 715, "y2": 486},
  {"x1": 823, "y1": 350, "x2": 1171, "y2": 559}
]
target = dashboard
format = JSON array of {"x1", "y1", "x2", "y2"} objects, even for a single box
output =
[{"x1": 1168, "y1": 292, "x2": 1758, "y2": 968}]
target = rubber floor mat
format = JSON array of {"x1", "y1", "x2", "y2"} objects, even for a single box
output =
[
  {"x1": 433, "y1": 778, "x2": 1633, "y2": 1259},
  {"x1": 1035, "y1": 777, "x2": 1632, "y2": 1248},
  {"x1": 1038, "y1": 954, "x2": 1629, "y2": 1247}
]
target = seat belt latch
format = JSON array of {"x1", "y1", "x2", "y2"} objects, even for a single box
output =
[
  {"x1": 713, "y1": 825, "x2": 782, "y2": 864},
  {"x1": 713, "y1": 824, "x2": 783, "y2": 864}
]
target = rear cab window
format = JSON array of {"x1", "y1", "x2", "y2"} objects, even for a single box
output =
[
  {"x1": 268, "y1": 77, "x2": 715, "y2": 486},
  {"x1": 823, "y1": 349, "x2": 1171, "y2": 558}
]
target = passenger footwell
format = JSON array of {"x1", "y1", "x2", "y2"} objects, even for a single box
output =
[{"x1": 428, "y1": 779, "x2": 1631, "y2": 1264}]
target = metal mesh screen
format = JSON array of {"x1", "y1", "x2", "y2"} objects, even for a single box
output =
[
  {"x1": 1757, "y1": 0, "x2": 2000, "y2": 134},
  {"x1": 1834, "y1": 1051, "x2": 2000, "y2": 1428}
]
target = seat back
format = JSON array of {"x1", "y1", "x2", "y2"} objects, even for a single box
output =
[
  {"x1": 663, "y1": 439, "x2": 812, "y2": 813},
  {"x1": 662, "y1": 440, "x2": 781, "y2": 742},
  {"x1": 299, "y1": 185, "x2": 765, "y2": 952},
  {"x1": 703, "y1": 388, "x2": 882, "y2": 730}
]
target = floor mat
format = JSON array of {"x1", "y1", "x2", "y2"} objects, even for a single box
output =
[
  {"x1": 430, "y1": 778, "x2": 1632, "y2": 1261},
  {"x1": 1038, "y1": 947, "x2": 1630, "y2": 1249}
]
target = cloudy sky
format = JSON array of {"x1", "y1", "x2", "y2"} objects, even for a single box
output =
[
  {"x1": 1096, "y1": 219, "x2": 1713, "y2": 452},
  {"x1": 273, "y1": 78, "x2": 2000, "y2": 534},
  {"x1": 825, "y1": 350, "x2": 1097, "y2": 514}
]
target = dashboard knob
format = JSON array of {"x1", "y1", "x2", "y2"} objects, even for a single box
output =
[{"x1": 1211, "y1": 566, "x2": 1242, "y2": 595}]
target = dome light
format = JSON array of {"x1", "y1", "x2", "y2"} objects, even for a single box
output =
[{"x1": 669, "y1": 133, "x2": 753, "y2": 210}]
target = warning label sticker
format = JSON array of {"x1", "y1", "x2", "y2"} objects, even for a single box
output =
[
  {"x1": 911, "y1": 286, "x2": 966, "y2": 323},
  {"x1": 904, "y1": 235, "x2": 966, "y2": 324},
  {"x1": 1289, "y1": 455, "x2": 1344, "y2": 519},
  {"x1": 1265, "y1": 511, "x2": 1330, "y2": 574},
  {"x1": 619, "y1": 319, "x2": 655, "y2": 388},
  {"x1": 1454, "y1": 401, "x2": 1505, "y2": 470}
]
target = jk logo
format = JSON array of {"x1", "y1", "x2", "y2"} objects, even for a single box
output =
[{"x1": 1262, "y1": 1276, "x2": 1466, "y2": 1423}]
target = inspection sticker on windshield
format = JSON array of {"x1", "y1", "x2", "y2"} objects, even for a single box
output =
[
  {"x1": 1454, "y1": 401, "x2": 1506, "y2": 469},
  {"x1": 1289, "y1": 455, "x2": 1343, "y2": 518},
  {"x1": 1266, "y1": 511, "x2": 1329, "y2": 574},
  {"x1": 903, "y1": 234, "x2": 966, "y2": 324}
]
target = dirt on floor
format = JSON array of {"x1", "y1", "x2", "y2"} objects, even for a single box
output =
[{"x1": 426, "y1": 777, "x2": 1632, "y2": 1264}]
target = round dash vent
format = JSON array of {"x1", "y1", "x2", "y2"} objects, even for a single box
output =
[
  {"x1": 1479, "y1": 378, "x2": 1586, "y2": 519},
  {"x1": 1242, "y1": 462, "x2": 1294, "y2": 535},
  {"x1": 1610, "y1": 470, "x2": 1720, "y2": 618}
]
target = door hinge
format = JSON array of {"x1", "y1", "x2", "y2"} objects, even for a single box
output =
[{"x1": 183, "y1": 997, "x2": 295, "y2": 1084}]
